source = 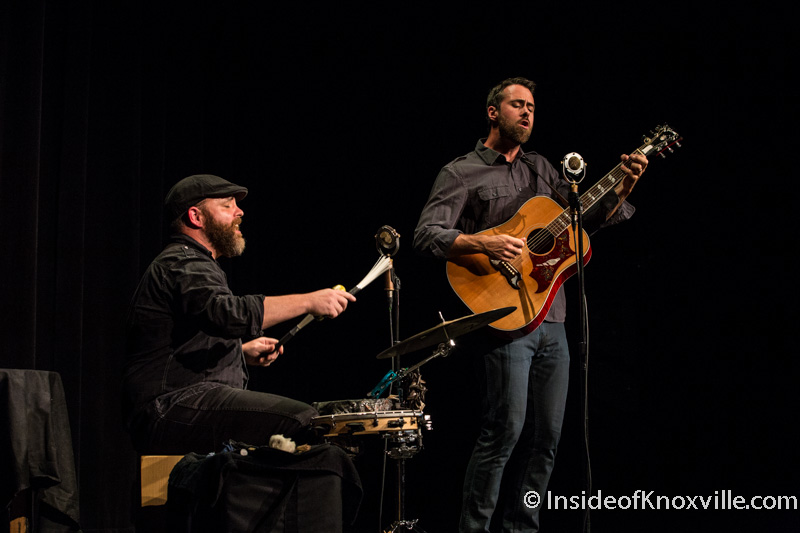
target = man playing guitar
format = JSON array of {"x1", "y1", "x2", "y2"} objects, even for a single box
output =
[{"x1": 413, "y1": 77, "x2": 647, "y2": 532}]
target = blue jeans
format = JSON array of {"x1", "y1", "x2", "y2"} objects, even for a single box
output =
[
  {"x1": 130, "y1": 382, "x2": 318, "y2": 454},
  {"x1": 460, "y1": 322, "x2": 570, "y2": 533}
]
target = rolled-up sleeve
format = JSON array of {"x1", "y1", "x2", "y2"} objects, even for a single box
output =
[
  {"x1": 584, "y1": 190, "x2": 636, "y2": 234},
  {"x1": 413, "y1": 166, "x2": 468, "y2": 259},
  {"x1": 174, "y1": 258, "x2": 265, "y2": 339}
]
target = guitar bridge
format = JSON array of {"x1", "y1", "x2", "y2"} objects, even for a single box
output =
[{"x1": 490, "y1": 260, "x2": 520, "y2": 289}]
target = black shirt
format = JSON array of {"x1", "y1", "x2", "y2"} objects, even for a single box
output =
[{"x1": 123, "y1": 234, "x2": 265, "y2": 416}]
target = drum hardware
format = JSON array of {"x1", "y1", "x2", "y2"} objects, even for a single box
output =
[
  {"x1": 311, "y1": 409, "x2": 425, "y2": 438},
  {"x1": 369, "y1": 307, "x2": 517, "y2": 405},
  {"x1": 367, "y1": 342, "x2": 451, "y2": 400},
  {"x1": 374, "y1": 307, "x2": 516, "y2": 533},
  {"x1": 313, "y1": 228, "x2": 515, "y2": 532},
  {"x1": 383, "y1": 428, "x2": 426, "y2": 532},
  {"x1": 310, "y1": 405, "x2": 429, "y2": 531},
  {"x1": 385, "y1": 519, "x2": 421, "y2": 532},
  {"x1": 387, "y1": 417, "x2": 405, "y2": 429},
  {"x1": 384, "y1": 432, "x2": 422, "y2": 461},
  {"x1": 374, "y1": 306, "x2": 517, "y2": 361},
  {"x1": 346, "y1": 421, "x2": 367, "y2": 432}
]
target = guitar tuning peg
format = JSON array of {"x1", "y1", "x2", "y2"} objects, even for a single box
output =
[{"x1": 675, "y1": 141, "x2": 682, "y2": 148}]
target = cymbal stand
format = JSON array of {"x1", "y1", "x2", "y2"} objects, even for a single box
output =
[
  {"x1": 383, "y1": 374, "x2": 429, "y2": 533},
  {"x1": 380, "y1": 254, "x2": 424, "y2": 532},
  {"x1": 373, "y1": 224, "x2": 432, "y2": 532},
  {"x1": 381, "y1": 256, "x2": 427, "y2": 532},
  {"x1": 383, "y1": 336, "x2": 441, "y2": 533},
  {"x1": 367, "y1": 340, "x2": 454, "y2": 399}
]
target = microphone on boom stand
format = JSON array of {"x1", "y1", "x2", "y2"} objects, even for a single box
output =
[
  {"x1": 562, "y1": 152, "x2": 586, "y2": 223},
  {"x1": 562, "y1": 151, "x2": 592, "y2": 533}
]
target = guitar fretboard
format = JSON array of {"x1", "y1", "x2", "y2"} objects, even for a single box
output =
[{"x1": 546, "y1": 146, "x2": 647, "y2": 236}]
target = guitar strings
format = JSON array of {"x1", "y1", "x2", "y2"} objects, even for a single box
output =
[
  {"x1": 497, "y1": 138, "x2": 667, "y2": 276},
  {"x1": 502, "y1": 162, "x2": 631, "y2": 270}
]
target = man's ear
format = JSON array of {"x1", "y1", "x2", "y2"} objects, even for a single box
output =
[
  {"x1": 186, "y1": 206, "x2": 204, "y2": 228},
  {"x1": 487, "y1": 105, "x2": 498, "y2": 123}
]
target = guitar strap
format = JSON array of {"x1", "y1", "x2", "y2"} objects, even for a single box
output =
[{"x1": 520, "y1": 154, "x2": 570, "y2": 208}]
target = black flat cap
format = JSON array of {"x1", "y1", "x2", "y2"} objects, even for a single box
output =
[{"x1": 164, "y1": 174, "x2": 248, "y2": 220}]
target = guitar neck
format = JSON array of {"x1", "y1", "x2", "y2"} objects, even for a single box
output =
[
  {"x1": 447, "y1": 124, "x2": 681, "y2": 336},
  {"x1": 548, "y1": 139, "x2": 654, "y2": 235},
  {"x1": 581, "y1": 147, "x2": 647, "y2": 209}
]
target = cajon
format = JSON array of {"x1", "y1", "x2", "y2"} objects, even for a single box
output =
[{"x1": 140, "y1": 455, "x2": 183, "y2": 506}]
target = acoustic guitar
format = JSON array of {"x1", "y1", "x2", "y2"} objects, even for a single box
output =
[{"x1": 446, "y1": 124, "x2": 682, "y2": 336}]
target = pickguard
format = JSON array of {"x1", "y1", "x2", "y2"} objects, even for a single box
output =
[{"x1": 529, "y1": 231, "x2": 574, "y2": 293}]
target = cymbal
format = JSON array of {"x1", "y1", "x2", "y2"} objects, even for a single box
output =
[{"x1": 375, "y1": 306, "x2": 516, "y2": 360}]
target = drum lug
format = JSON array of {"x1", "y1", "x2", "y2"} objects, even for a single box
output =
[{"x1": 346, "y1": 422, "x2": 366, "y2": 433}]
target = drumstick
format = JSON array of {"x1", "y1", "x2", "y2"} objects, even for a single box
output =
[{"x1": 273, "y1": 255, "x2": 393, "y2": 351}]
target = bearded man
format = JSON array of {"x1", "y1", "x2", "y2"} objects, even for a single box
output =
[
  {"x1": 413, "y1": 78, "x2": 648, "y2": 532},
  {"x1": 123, "y1": 174, "x2": 355, "y2": 454}
]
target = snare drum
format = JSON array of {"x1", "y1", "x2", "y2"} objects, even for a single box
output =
[
  {"x1": 312, "y1": 409, "x2": 424, "y2": 437},
  {"x1": 311, "y1": 398, "x2": 424, "y2": 437}
]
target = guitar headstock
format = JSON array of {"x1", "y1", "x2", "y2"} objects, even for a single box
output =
[{"x1": 641, "y1": 124, "x2": 682, "y2": 159}]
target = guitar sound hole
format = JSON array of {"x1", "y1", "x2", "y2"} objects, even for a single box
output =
[{"x1": 527, "y1": 229, "x2": 555, "y2": 255}]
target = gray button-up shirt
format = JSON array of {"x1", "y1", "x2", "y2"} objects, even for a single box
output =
[{"x1": 413, "y1": 140, "x2": 633, "y2": 323}]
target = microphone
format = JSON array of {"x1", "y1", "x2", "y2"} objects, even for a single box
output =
[
  {"x1": 562, "y1": 152, "x2": 585, "y2": 181},
  {"x1": 561, "y1": 152, "x2": 586, "y2": 221},
  {"x1": 375, "y1": 225, "x2": 400, "y2": 306},
  {"x1": 375, "y1": 225, "x2": 400, "y2": 257}
]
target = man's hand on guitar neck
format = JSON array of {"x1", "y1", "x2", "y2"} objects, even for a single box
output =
[
  {"x1": 448, "y1": 233, "x2": 526, "y2": 261},
  {"x1": 605, "y1": 152, "x2": 649, "y2": 220},
  {"x1": 618, "y1": 153, "x2": 649, "y2": 200}
]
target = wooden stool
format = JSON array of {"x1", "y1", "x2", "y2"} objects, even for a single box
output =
[
  {"x1": 8, "y1": 489, "x2": 32, "y2": 533},
  {"x1": 140, "y1": 455, "x2": 183, "y2": 506}
]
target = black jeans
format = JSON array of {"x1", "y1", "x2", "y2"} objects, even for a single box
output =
[{"x1": 130, "y1": 382, "x2": 318, "y2": 455}]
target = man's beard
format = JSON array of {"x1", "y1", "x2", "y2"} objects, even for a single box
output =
[
  {"x1": 498, "y1": 114, "x2": 532, "y2": 145},
  {"x1": 203, "y1": 211, "x2": 245, "y2": 257}
]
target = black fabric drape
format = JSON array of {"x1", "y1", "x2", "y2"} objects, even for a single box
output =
[
  {"x1": 0, "y1": 370, "x2": 80, "y2": 530},
  {"x1": 3, "y1": 2, "x2": 287, "y2": 528},
  {"x1": 0, "y1": 3, "x2": 199, "y2": 531}
]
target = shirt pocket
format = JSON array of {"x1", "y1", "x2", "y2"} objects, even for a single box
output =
[
  {"x1": 476, "y1": 185, "x2": 513, "y2": 227},
  {"x1": 477, "y1": 185, "x2": 511, "y2": 201}
]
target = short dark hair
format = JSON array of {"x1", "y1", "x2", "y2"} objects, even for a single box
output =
[
  {"x1": 486, "y1": 77, "x2": 536, "y2": 116},
  {"x1": 169, "y1": 212, "x2": 190, "y2": 234}
]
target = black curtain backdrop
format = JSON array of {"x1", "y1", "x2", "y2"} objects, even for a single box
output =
[{"x1": 2, "y1": 2, "x2": 797, "y2": 532}]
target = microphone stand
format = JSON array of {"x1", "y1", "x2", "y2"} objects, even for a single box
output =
[
  {"x1": 566, "y1": 169, "x2": 592, "y2": 533},
  {"x1": 386, "y1": 264, "x2": 400, "y2": 396}
]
